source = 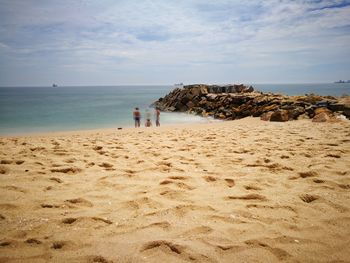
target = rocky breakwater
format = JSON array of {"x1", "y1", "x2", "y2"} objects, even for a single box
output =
[{"x1": 153, "y1": 84, "x2": 350, "y2": 122}]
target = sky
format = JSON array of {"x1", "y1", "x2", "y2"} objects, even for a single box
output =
[{"x1": 0, "y1": 0, "x2": 350, "y2": 86}]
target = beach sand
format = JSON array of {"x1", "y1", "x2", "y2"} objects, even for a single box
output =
[{"x1": 0, "y1": 117, "x2": 349, "y2": 262}]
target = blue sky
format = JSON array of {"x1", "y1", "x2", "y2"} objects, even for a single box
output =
[{"x1": 0, "y1": 0, "x2": 349, "y2": 86}]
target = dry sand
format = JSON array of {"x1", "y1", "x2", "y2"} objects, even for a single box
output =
[{"x1": 0, "y1": 117, "x2": 349, "y2": 263}]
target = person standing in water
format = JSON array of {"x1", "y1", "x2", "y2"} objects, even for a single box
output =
[
  {"x1": 133, "y1": 107, "x2": 141, "y2": 128},
  {"x1": 155, "y1": 107, "x2": 160, "y2": 127}
]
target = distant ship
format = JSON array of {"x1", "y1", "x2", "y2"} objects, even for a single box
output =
[
  {"x1": 52, "y1": 84, "x2": 58, "y2": 87},
  {"x1": 174, "y1": 83, "x2": 184, "y2": 88},
  {"x1": 334, "y1": 80, "x2": 350, "y2": 83}
]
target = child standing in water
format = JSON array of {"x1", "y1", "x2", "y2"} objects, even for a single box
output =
[
  {"x1": 145, "y1": 118, "x2": 152, "y2": 127},
  {"x1": 145, "y1": 109, "x2": 152, "y2": 127}
]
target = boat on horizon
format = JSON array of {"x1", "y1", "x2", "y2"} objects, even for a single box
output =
[
  {"x1": 52, "y1": 83, "x2": 58, "y2": 87},
  {"x1": 334, "y1": 80, "x2": 350, "y2": 83},
  {"x1": 174, "y1": 83, "x2": 184, "y2": 88}
]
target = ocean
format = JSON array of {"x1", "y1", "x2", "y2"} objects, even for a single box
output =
[{"x1": 0, "y1": 83, "x2": 349, "y2": 135}]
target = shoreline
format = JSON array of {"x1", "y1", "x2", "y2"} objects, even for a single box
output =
[
  {"x1": 0, "y1": 116, "x2": 220, "y2": 138},
  {"x1": 0, "y1": 111, "x2": 215, "y2": 137},
  {"x1": 0, "y1": 115, "x2": 347, "y2": 138}
]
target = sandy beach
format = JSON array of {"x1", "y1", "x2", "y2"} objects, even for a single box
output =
[{"x1": 0, "y1": 117, "x2": 349, "y2": 262}]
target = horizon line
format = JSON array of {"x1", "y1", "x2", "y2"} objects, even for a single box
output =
[{"x1": 0, "y1": 82, "x2": 346, "y2": 88}]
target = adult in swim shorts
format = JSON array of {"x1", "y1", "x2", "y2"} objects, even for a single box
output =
[{"x1": 133, "y1": 107, "x2": 141, "y2": 127}]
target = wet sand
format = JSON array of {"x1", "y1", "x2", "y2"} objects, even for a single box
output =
[{"x1": 0, "y1": 117, "x2": 349, "y2": 262}]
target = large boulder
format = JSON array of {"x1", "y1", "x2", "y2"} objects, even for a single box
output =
[
  {"x1": 234, "y1": 84, "x2": 245, "y2": 93},
  {"x1": 186, "y1": 101, "x2": 195, "y2": 109},
  {"x1": 189, "y1": 87, "x2": 201, "y2": 97},
  {"x1": 297, "y1": 94, "x2": 324, "y2": 104},
  {"x1": 180, "y1": 96, "x2": 190, "y2": 105},
  {"x1": 286, "y1": 106, "x2": 305, "y2": 120},
  {"x1": 297, "y1": 113, "x2": 310, "y2": 120},
  {"x1": 314, "y1": 107, "x2": 332, "y2": 115},
  {"x1": 175, "y1": 103, "x2": 187, "y2": 112},
  {"x1": 312, "y1": 112, "x2": 332, "y2": 122},
  {"x1": 260, "y1": 111, "x2": 274, "y2": 121},
  {"x1": 247, "y1": 86, "x2": 254, "y2": 92},
  {"x1": 344, "y1": 108, "x2": 350, "y2": 118},
  {"x1": 270, "y1": 110, "x2": 289, "y2": 122},
  {"x1": 206, "y1": 94, "x2": 218, "y2": 101},
  {"x1": 252, "y1": 104, "x2": 280, "y2": 117}
]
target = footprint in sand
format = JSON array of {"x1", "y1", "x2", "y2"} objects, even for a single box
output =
[
  {"x1": 225, "y1": 194, "x2": 267, "y2": 201},
  {"x1": 203, "y1": 175, "x2": 217, "y2": 182},
  {"x1": 299, "y1": 171, "x2": 318, "y2": 178},
  {"x1": 0, "y1": 203, "x2": 18, "y2": 210},
  {"x1": 50, "y1": 177, "x2": 63, "y2": 183},
  {"x1": 64, "y1": 158, "x2": 76, "y2": 164},
  {"x1": 159, "y1": 180, "x2": 172, "y2": 185},
  {"x1": 244, "y1": 185, "x2": 262, "y2": 190},
  {"x1": 62, "y1": 218, "x2": 77, "y2": 224},
  {"x1": 159, "y1": 189, "x2": 186, "y2": 200},
  {"x1": 176, "y1": 182, "x2": 195, "y2": 190},
  {"x1": 121, "y1": 197, "x2": 162, "y2": 211},
  {"x1": 140, "y1": 240, "x2": 206, "y2": 261},
  {"x1": 159, "y1": 179, "x2": 195, "y2": 190},
  {"x1": 0, "y1": 160, "x2": 21, "y2": 165},
  {"x1": 65, "y1": 198, "x2": 93, "y2": 207},
  {"x1": 50, "y1": 167, "x2": 82, "y2": 174},
  {"x1": 224, "y1": 178, "x2": 235, "y2": 187},
  {"x1": 30, "y1": 147, "x2": 46, "y2": 152},
  {"x1": 41, "y1": 203, "x2": 61, "y2": 208},
  {"x1": 98, "y1": 163, "x2": 114, "y2": 170},
  {"x1": 53, "y1": 150, "x2": 69, "y2": 156},
  {"x1": 140, "y1": 240, "x2": 183, "y2": 254},
  {"x1": 244, "y1": 239, "x2": 291, "y2": 260},
  {"x1": 336, "y1": 171, "x2": 347, "y2": 176},
  {"x1": 90, "y1": 217, "x2": 113, "y2": 224},
  {"x1": 140, "y1": 221, "x2": 171, "y2": 231},
  {"x1": 168, "y1": 175, "x2": 187, "y2": 180},
  {"x1": 0, "y1": 166, "x2": 9, "y2": 174},
  {"x1": 0, "y1": 240, "x2": 12, "y2": 247},
  {"x1": 51, "y1": 241, "x2": 67, "y2": 250},
  {"x1": 93, "y1": 146, "x2": 103, "y2": 151},
  {"x1": 300, "y1": 194, "x2": 318, "y2": 203},
  {"x1": 313, "y1": 179, "x2": 325, "y2": 184},
  {"x1": 25, "y1": 238, "x2": 42, "y2": 245},
  {"x1": 61, "y1": 217, "x2": 112, "y2": 226},
  {"x1": 2, "y1": 185, "x2": 27, "y2": 193},
  {"x1": 87, "y1": 255, "x2": 113, "y2": 263},
  {"x1": 338, "y1": 184, "x2": 350, "y2": 189},
  {"x1": 280, "y1": 155, "x2": 290, "y2": 159},
  {"x1": 325, "y1": 153, "x2": 341, "y2": 158},
  {"x1": 181, "y1": 226, "x2": 213, "y2": 236},
  {"x1": 86, "y1": 162, "x2": 95, "y2": 168}
]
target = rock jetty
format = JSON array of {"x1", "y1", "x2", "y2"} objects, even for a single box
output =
[{"x1": 153, "y1": 84, "x2": 350, "y2": 122}]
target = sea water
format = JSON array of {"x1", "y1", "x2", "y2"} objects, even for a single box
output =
[
  {"x1": 0, "y1": 84, "x2": 349, "y2": 135},
  {"x1": 0, "y1": 85, "x2": 206, "y2": 135}
]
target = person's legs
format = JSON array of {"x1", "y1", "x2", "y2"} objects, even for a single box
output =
[{"x1": 135, "y1": 117, "x2": 140, "y2": 127}]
